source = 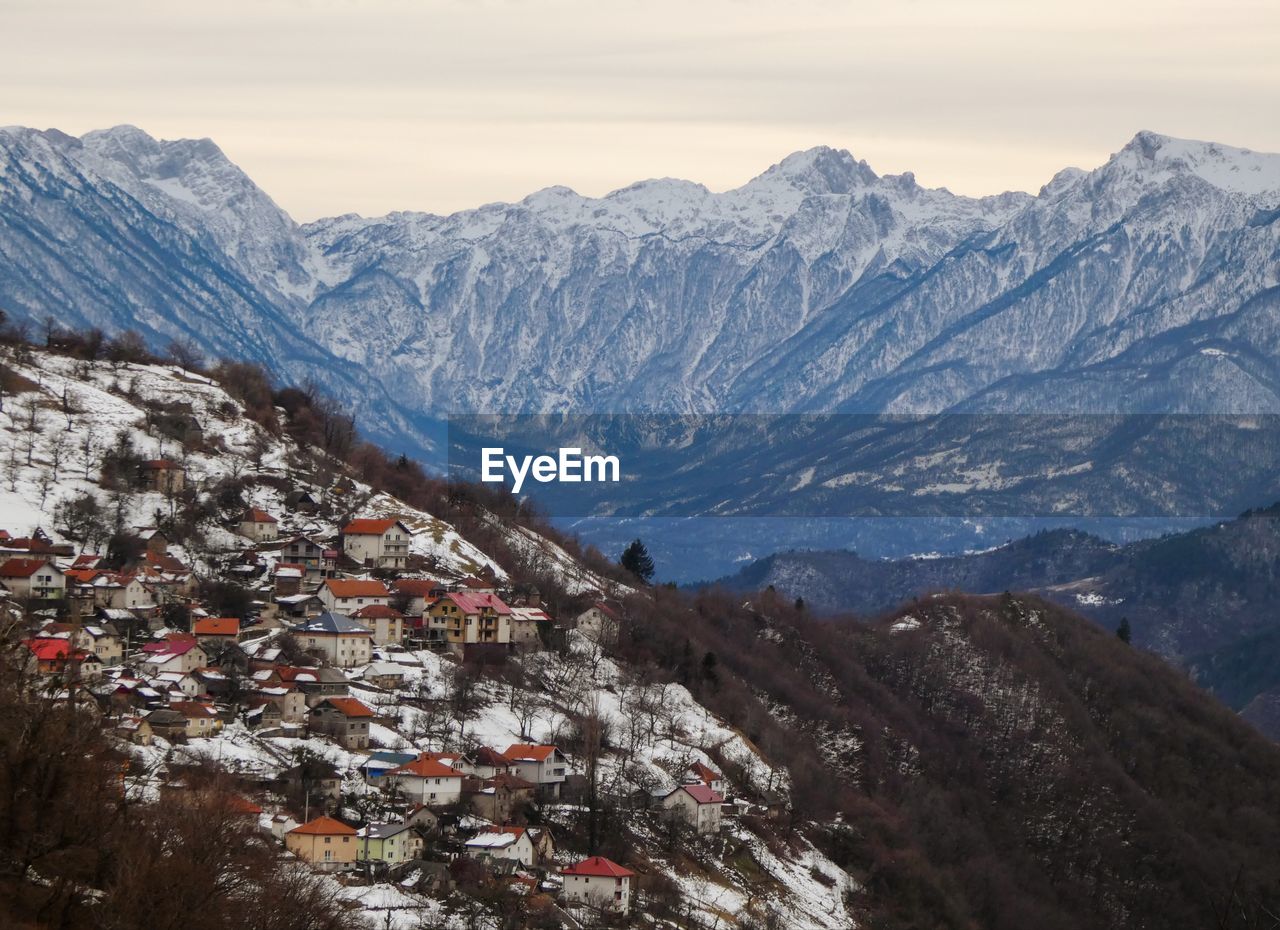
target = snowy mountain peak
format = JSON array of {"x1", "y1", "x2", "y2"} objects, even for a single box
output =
[
  {"x1": 1111, "y1": 130, "x2": 1280, "y2": 195},
  {"x1": 747, "y1": 145, "x2": 878, "y2": 195}
]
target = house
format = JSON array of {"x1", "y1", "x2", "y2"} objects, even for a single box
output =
[
  {"x1": 140, "y1": 460, "x2": 185, "y2": 494},
  {"x1": 144, "y1": 708, "x2": 191, "y2": 741},
  {"x1": 40, "y1": 621, "x2": 123, "y2": 666},
  {"x1": 502, "y1": 744, "x2": 570, "y2": 798},
  {"x1": 278, "y1": 760, "x2": 343, "y2": 803},
  {"x1": 318, "y1": 578, "x2": 390, "y2": 615},
  {"x1": 460, "y1": 746, "x2": 512, "y2": 779},
  {"x1": 358, "y1": 661, "x2": 407, "y2": 690},
  {"x1": 93, "y1": 573, "x2": 154, "y2": 611},
  {"x1": 390, "y1": 577, "x2": 444, "y2": 616},
  {"x1": 426, "y1": 592, "x2": 512, "y2": 647},
  {"x1": 272, "y1": 664, "x2": 350, "y2": 707},
  {"x1": 290, "y1": 612, "x2": 374, "y2": 668},
  {"x1": 469, "y1": 772, "x2": 536, "y2": 823},
  {"x1": 167, "y1": 701, "x2": 222, "y2": 739},
  {"x1": 272, "y1": 563, "x2": 306, "y2": 596},
  {"x1": 114, "y1": 714, "x2": 154, "y2": 745},
  {"x1": 24, "y1": 638, "x2": 101, "y2": 679},
  {"x1": 244, "y1": 700, "x2": 282, "y2": 731},
  {"x1": 385, "y1": 754, "x2": 466, "y2": 806},
  {"x1": 662, "y1": 783, "x2": 724, "y2": 834},
  {"x1": 308, "y1": 696, "x2": 376, "y2": 750},
  {"x1": 464, "y1": 826, "x2": 548, "y2": 868},
  {"x1": 133, "y1": 527, "x2": 172, "y2": 557},
  {"x1": 193, "y1": 616, "x2": 240, "y2": 646},
  {"x1": 573, "y1": 602, "x2": 621, "y2": 642},
  {"x1": 278, "y1": 535, "x2": 336, "y2": 571},
  {"x1": 356, "y1": 820, "x2": 425, "y2": 867},
  {"x1": 509, "y1": 606, "x2": 551, "y2": 651},
  {"x1": 0, "y1": 558, "x2": 66, "y2": 600},
  {"x1": 238, "y1": 508, "x2": 279, "y2": 541},
  {"x1": 561, "y1": 857, "x2": 634, "y2": 914},
  {"x1": 285, "y1": 816, "x2": 359, "y2": 871},
  {"x1": 340, "y1": 518, "x2": 411, "y2": 569},
  {"x1": 362, "y1": 751, "x2": 420, "y2": 784},
  {"x1": 249, "y1": 685, "x2": 307, "y2": 723},
  {"x1": 139, "y1": 637, "x2": 208, "y2": 675},
  {"x1": 687, "y1": 761, "x2": 727, "y2": 795},
  {"x1": 351, "y1": 604, "x2": 404, "y2": 646}
]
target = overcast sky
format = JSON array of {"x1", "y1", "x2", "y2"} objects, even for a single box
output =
[{"x1": 3, "y1": 0, "x2": 1277, "y2": 220}]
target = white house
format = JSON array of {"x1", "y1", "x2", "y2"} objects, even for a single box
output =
[
  {"x1": 238, "y1": 508, "x2": 278, "y2": 541},
  {"x1": 290, "y1": 612, "x2": 374, "y2": 668},
  {"x1": 0, "y1": 558, "x2": 66, "y2": 600},
  {"x1": 573, "y1": 602, "x2": 621, "y2": 642},
  {"x1": 662, "y1": 783, "x2": 724, "y2": 834},
  {"x1": 340, "y1": 518, "x2": 411, "y2": 570},
  {"x1": 464, "y1": 826, "x2": 540, "y2": 867},
  {"x1": 317, "y1": 578, "x2": 390, "y2": 614},
  {"x1": 384, "y1": 755, "x2": 465, "y2": 806},
  {"x1": 561, "y1": 857, "x2": 634, "y2": 915},
  {"x1": 138, "y1": 638, "x2": 208, "y2": 676},
  {"x1": 502, "y1": 743, "x2": 569, "y2": 796}
]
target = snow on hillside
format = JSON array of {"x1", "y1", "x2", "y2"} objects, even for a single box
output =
[{"x1": 0, "y1": 350, "x2": 498, "y2": 579}]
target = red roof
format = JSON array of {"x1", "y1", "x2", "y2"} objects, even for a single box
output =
[
  {"x1": 0, "y1": 557, "x2": 56, "y2": 578},
  {"x1": 323, "y1": 578, "x2": 390, "y2": 599},
  {"x1": 317, "y1": 697, "x2": 375, "y2": 718},
  {"x1": 143, "y1": 459, "x2": 178, "y2": 470},
  {"x1": 242, "y1": 508, "x2": 277, "y2": 523},
  {"x1": 289, "y1": 815, "x2": 357, "y2": 836},
  {"x1": 389, "y1": 755, "x2": 464, "y2": 779},
  {"x1": 193, "y1": 617, "x2": 239, "y2": 637},
  {"x1": 169, "y1": 701, "x2": 217, "y2": 719},
  {"x1": 227, "y1": 795, "x2": 263, "y2": 815},
  {"x1": 64, "y1": 568, "x2": 102, "y2": 584},
  {"x1": 672, "y1": 784, "x2": 724, "y2": 805},
  {"x1": 341, "y1": 518, "x2": 401, "y2": 536},
  {"x1": 503, "y1": 743, "x2": 558, "y2": 762},
  {"x1": 689, "y1": 761, "x2": 721, "y2": 784},
  {"x1": 353, "y1": 604, "x2": 404, "y2": 619},
  {"x1": 562, "y1": 856, "x2": 634, "y2": 878},
  {"x1": 25, "y1": 638, "x2": 89, "y2": 662},
  {"x1": 434, "y1": 591, "x2": 511, "y2": 615}
]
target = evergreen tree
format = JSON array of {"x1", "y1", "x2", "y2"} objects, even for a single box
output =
[
  {"x1": 619, "y1": 538, "x2": 655, "y2": 583},
  {"x1": 1116, "y1": 616, "x2": 1132, "y2": 644}
]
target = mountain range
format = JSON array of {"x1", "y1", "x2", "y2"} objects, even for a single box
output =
[{"x1": 2, "y1": 126, "x2": 1279, "y2": 437}]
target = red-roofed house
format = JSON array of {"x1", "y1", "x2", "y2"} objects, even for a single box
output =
[
  {"x1": 561, "y1": 857, "x2": 634, "y2": 913},
  {"x1": 687, "y1": 761, "x2": 727, "y2": 794},
  {"x1": 193, "y1": 616, "x2": 240, "y2": 645},
  {"x1": 390, "y1": 577, "x2": 445, "y2": 616},
  {"x1": 24, "y1": 638, "x2": 102, "y2": 679},
  {"x1": 318, "y1": 577, "x2": 390, "y2": 614},
  {"x1": 662, "y1": 783, "x2": 724, "y2": 833},
  {"x1": 238, "y1": 508, "x2": 279, "y2": 541},
  {"x1": 308, "y1": 696, "x2": 376, "y2": 749},
  {"x1": 167, "y1": 701, "x2": 222, "y2": 739},
  {"x1": 0, "y1": 558, "x2": 65, "y2": 600},
  {"x1": 140, "y1": 460, "x2": 185, "y2": 494},
  {"x1": 427, "y1": 592, "x2": 512, "y2": 647},
  {"x1": 285, "y1": 816, "x2": 359, "y2": 870},
  {"x1": 139, "y1": 637, "x2": 208, "y2": 675},
  {"x1": 385, "y1": 754, "x2": 466, "y2": 806},
  {"x1": 502, "y1": 743, "x2": 569, "y2": 797},
  {"x1": 340, "y1": 518, "x2": 411, "y2": 569}
]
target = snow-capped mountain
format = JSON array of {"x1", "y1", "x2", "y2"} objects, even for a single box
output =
[{"x1": 2, "y1": 126, "x2": 1279, "y2": 440}]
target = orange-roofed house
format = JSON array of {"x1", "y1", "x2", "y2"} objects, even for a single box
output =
[
  {"x1": 308, "y1": 696, "x2": 376, "y2": 749},
  {"x1": 318, "y1": 577, "x2": 390, "y2": 614},
  {"x1": 193, "y1": 616, "x2": 240, "y2": 645},
  {"x1": 140, "y1": 459, "x2": 185, "y2": 494},
  {"x1": 503, "y1": 743, "x2": 570, "y2": 797},
  {"x1": 687, "y1": 761, "x2": 727, "y2": 794},
  {"x1": 285, "y1": 815, "x2": 359, "y2": 870},
  {"x1": 0, "y1": 558, "x2": 65, "y2": 600},
  {"x1": 238, "y1": 508, "x2": 279, "y2": 542},
  {"x1": 385, "y1": 754, "x2": 466, "y2": 806},
  {"x1": 340, "y1": 518, "x2": 411, "y2": 569},
  {"x1": 561, "y1": 857, "x2": 634, "y2": 914}
]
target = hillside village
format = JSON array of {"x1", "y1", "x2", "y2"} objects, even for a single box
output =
[{"x1": 0, "y1": 332, "x2": 857, "y2": 930}]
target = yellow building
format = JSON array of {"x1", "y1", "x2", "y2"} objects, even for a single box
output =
[
  {"x1": 425, "y1": 592, "x2": 512, "y2": 646},
  {"x1": 285, "y1": 815, "x2": 359, "y2": 871}
]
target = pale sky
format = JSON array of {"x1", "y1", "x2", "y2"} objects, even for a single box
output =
[{"x1": 3, "y1": 0, "x2": 1277, "y2": 221}]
